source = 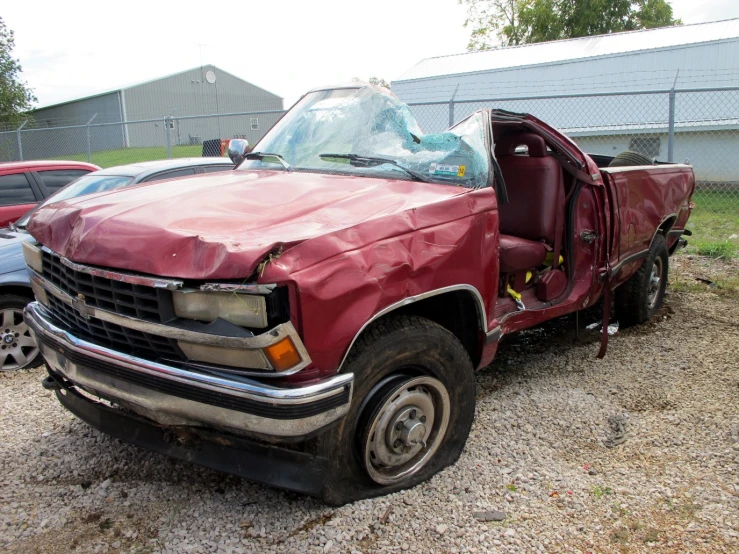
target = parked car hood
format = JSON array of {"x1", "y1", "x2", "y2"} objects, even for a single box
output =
[{"x1": 27, "y1": 170, "x2": 468, "y2": 280}]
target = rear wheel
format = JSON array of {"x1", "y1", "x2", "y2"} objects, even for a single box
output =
[
  {"x1": 0, "y1": 294, "x2": 40, "y2": 371},
  {"x1": 318, "y1": 315, "x2": 476, "y2": 505},
  {"x1": 615, "y1": 234, "x2": 669, "y2": 327}
]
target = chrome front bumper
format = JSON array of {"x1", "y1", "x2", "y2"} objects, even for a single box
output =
[{"x1": 25, "y1": 302, "x2": 353, "y2": 439}]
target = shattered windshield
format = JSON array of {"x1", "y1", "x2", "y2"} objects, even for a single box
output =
[{"x1": 239, "y1": 86, "x2": 490, "y2": 189}]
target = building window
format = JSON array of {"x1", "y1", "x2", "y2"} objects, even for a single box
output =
[
  {"x1": 250, "y1": 118, "x2": 259, "y2": 131},
  {"x1": 629, "y1": 137, "x2": 661, "y2": 159}
]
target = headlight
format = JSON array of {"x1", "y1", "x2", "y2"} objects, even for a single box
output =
[
  {"x1": 173, "y1": 291, "x2": 268, "y2": 328},
  {"x1": 22, "y1": 241, "x2": 43, "y2": 273}
]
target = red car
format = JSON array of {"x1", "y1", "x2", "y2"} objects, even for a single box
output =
[
  {"x1": 24, "y1": 85, "x2": 694, "y2": 504},
  {"x1": 0, "y1": 161, "x2": 100, "y2": 228}
]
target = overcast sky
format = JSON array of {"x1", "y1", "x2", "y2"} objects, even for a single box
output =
[{"x1": 6, "y1": 0, "x2": 739, "y2": 110}]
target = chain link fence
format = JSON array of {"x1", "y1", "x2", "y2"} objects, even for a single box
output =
[
  {"x1": 1, "y1": 88, "x2": 737, "y2": 245},
  {"x1": 0, "y1": 110, "x2": 285, "y2": 168},
  {"x1": 407, "y1": 87, "x2": 739, "y2": 247}
]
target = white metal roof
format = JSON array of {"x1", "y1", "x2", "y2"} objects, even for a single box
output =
[{"x1": 396, "y1": 18, "x2": 739, "y2": 82}]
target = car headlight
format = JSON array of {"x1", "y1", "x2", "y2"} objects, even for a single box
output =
[
  {"x1": 172, "y1": 291, "x2": 268, "y2": 328},
  {"x1": 22, "y1": 241, "x2": 43, "y2": 273}
]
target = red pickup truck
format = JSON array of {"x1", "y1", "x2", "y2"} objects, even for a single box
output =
[{"x1": 23, "y1": 85, "x2": 694, "y2": 505}]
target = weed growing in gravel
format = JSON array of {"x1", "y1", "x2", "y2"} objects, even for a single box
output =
[
  {"x1": 592, "y1": 485, "x2": 613, "y2": 499},
  {"x1": 505, "y1": 483, "x2": 517, "y2": 492},
  {"x1": 644, "y1": 528, "x2": 662, "y2": 543},
  {"x1": 610, "y1": 526, "x2": 630, "y2": 544}
]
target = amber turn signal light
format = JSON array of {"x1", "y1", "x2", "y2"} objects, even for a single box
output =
[{"x1": 263, "y1": 337, "x2": 302, "y2": 371}]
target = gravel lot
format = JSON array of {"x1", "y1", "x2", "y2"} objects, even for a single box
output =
[{"x1": 1, "y1": 266, "x2": 737, "y2": 553}]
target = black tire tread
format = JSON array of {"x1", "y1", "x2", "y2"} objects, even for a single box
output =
[
  {"x1": 319, "y1": 314, "x2": 476, "y2": 505},
  {"x1": 608, "y1": 151, "x2": 654, "y2": 168},
  {"x1": 615, "y1": 234, "x2": 668, "y2": 327}
]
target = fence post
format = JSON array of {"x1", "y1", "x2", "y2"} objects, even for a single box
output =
[
  {"x1": 16, "y1": 120, "x2": 28, "y2": 161},
  {"x1": 165, "y1": 116, "x2": 172, "y2": 158},
  {"x1": 667, "y1": 69, "x2": 679, "y2": 163},
  {"x1": 85, "y1": 113, "x2": 98, "y2": 163},
  {"x1": 448, "y1": 85, "x2": 459, "y2": 128}
]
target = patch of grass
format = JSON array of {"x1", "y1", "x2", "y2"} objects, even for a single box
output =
[
  {"x1": 592, "y1": 485, "x2": 613, "y2": 499},
  {"x1": 643, "y1": 528, "x2": 661, "y2": 543},
  {"x1": 685, "y1": 190, "x2": 739, "y2": 253},
  {"x1": 505, "y1": 483, "x2": 517, "y2": 492},
  {"x1": 56, "y1": 145, "x2": 204, "y2": 168},
  {"x1": 694, "y1": 241, "x2": 738, "y2": 259}
]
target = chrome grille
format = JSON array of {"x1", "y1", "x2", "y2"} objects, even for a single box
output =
[{"x1": 41, "y1": 251, "x2": 162, "y2": 323}]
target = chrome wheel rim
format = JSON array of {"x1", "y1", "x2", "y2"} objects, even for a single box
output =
[
  {"x1": 646, "y1": 257, "x2": 664, "y2": 309},
  {"x1": 362, "y1": 376, "x2": 450, "y2": 485},
  {"x1": 0, "y1": 308, "x2": 38, "y2": 371}
]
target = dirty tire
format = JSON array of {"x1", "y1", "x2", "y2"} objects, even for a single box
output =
[
  {"x1": 317, "y1": 315, "x2": 476, "y2": 506},
  {"x1": 615, "y1": 234, "x2": 669, "y2": 327},
  {"x1": 608, "y1": 151, "x2": 653, "y2": 168}
]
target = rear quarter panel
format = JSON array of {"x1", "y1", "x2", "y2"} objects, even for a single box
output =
[{"x1": 603, "y1": 164, "x2": 695, "y2": 287}]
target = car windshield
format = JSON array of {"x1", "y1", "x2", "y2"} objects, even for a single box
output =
[
  {"x1": 16, "y1": 174, "x2": 134, "y2": 228},
  {"x1": 238, "y1": 86, "x2": 490, "y2": 188}
]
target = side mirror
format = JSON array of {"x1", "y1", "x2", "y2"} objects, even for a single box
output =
[{"x1": 228, "y1": 139, "x2": 250, "y2": 165}]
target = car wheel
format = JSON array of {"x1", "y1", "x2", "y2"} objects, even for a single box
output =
[
  {"x1": 317, "y1": 315, "x2": 476, "y2": 506},
  {"x1": 0, "y1": 294, "x2": 41, "y2": 371},
  {"x1": 615, "y1": 234, "x2": 669, "y2": 327}
]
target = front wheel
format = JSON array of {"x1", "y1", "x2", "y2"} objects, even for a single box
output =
[
  {"x1": 317, "y1": 315, "x2": 476, "y2": 505},
  {"x1": 615, "y1": 234, "x2": 669, "y2": 327},
  {"x1": 0, "y1": 294, "x2": 41, "y2": 371}
]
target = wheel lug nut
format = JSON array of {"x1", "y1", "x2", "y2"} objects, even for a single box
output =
[
  {"x1": 395, "y1": 421, "x2": 404, "y2": 431},
  {"x1": 393, "y1": 439, "x2": 401, "y2": 449},
  {"x1": 409, "y1": 410, "x2": 416, "y2": 419},
  {"x1": 420, "y1": 415, "x2": 427, "y2": 423}
]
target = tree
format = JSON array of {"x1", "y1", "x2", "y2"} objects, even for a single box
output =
[
  {"x1": 461, "y1": 0, "x2": 681, "y2": 50},
  {"x1": 0, "y1": 17, "x2": 36, "y2": 126}
]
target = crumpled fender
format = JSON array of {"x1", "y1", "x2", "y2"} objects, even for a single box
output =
[{"x1": 261, "y1": 187, "x2": 500, "y2": 378}]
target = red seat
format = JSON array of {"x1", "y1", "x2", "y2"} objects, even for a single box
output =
[
  {"x1": 495, "y1": 132, "x2": 564, "y2": 273},
  {"x1": 499, "y1": 235, "x2": 548, "y2": 273}
]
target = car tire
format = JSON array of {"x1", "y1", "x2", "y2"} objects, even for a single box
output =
[
  {"x1": 0, "y1": 294, "x2": 41, "y2": 371},
  {"x1": 608, "y1": 151, "x2": 654, "y2": 168},
  {"x1": 615, "y1": 234, "x2": 669, "y2": 327},
  {"x1": 317, "y1": 315, "x2": 476, "y2": 506}
]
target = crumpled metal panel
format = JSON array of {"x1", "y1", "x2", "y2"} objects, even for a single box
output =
[
  {"x1": 27, "y1": 170, "x2": 473, "y2": 280},
  {"x1": 27, "y1": 171, "x2": 501, "y2": 377}
]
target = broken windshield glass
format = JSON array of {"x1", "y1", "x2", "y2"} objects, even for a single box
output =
[{"x1": 238, "y1": 85, "x2": 490, "y2": 189}]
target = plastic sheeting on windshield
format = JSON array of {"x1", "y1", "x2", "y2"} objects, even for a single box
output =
[{"x1": 245, "y1": 85, "x2": 490, "y2": 189}]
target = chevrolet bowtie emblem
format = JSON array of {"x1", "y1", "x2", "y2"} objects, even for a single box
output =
[{"x1": 71, "y1": 293, "x2": 92, "y2": 320}]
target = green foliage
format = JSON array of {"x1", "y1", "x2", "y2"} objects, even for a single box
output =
[
  {"x1": 0, "y1": 17, "x2": 36, "y2": 126},
  {"x1": 695, "y1": 241, "x2": 737, "y2": 259},
  {"x1": 461, "y1": 0, "x2": 682, "y2": 50},
  {"x1": 591, "y1": 485, "x2": 613, "y2": 499}
]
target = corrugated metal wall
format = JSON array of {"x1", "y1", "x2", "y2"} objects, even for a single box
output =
[
  {"x1": 123, "y1": 65, "x2": 283, "y2": 148},
  {"x1": 393, "y1": 41, "x2": 739, "y2": 104},
  {"x1": 26, "y1": 92, "x2": 125, "y2": 156}
]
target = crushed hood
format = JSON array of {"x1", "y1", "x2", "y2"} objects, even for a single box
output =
[{"x1": 27, "y1": 170, "x2": 467, "y2": 280}]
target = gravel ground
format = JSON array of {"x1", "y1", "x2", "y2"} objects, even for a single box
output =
[{"x1": 1, "y1": 272, "x2": 737, "y2": 553}]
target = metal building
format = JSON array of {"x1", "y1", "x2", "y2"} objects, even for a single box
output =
[
  {"x1": 28, "y1": 65, "x2": 282, "y2": 156},
  {"x1": 392, "y1": 19, "x2": 739, "y2": 181}
]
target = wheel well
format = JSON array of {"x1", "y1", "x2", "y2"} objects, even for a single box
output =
[
  {"x1": 658, "y1": 215, "x2": 677, "y2": 235},
  {"x1": 0, "y1": 285, "x2": 34, "y2": 300},
  {"x1": 378, "y1": 291, "x2": 482, "y2": 367}
]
